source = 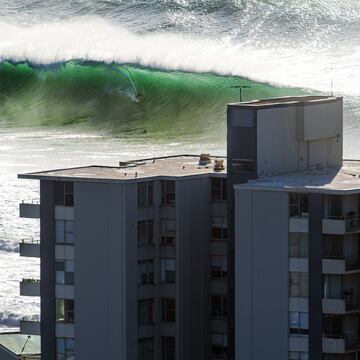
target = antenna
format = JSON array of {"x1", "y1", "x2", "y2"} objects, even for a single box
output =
[
  {"x1": 230, "y1": 85, "x2": 251, "y2": 102},
  {"x1": 330, "y1": 67, "x2": 334, "y2": 97},
  {"x1": 20, "y1": 335, "x2": 31, "y2": 356}
]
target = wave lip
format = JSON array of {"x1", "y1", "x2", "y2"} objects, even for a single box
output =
[{"x1": 0, "y1": 16, "x2": 359, "y2": 96}]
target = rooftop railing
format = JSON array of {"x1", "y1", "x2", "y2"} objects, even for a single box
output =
[
  {"x1": 21, "y1": 238, "x2": 40, "y2": 245},
  {"x1": 21, "y1": 199, "x2": 40, "y2": 205}
]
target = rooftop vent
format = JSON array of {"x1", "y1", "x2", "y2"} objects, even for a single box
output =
[
  {"x1": 214, "y1": 159, "x2": 225, "y2": 172},
  {"x1": 199, "y1": 154, "x2": 211, "y2": 166}
]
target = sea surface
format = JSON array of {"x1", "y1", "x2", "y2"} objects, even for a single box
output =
[{"x1": 1, "y1": 0, "x2": 360, "y2": 330}]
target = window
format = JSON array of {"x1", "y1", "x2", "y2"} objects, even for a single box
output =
[
  {"x1": 323, "y1": 274, "x2": 343, "y2": 299},
  {"x1": 56, "y1": 260, "x2": 74, "y2": 285},
  {"x1": 138, "y1": 260, "x2": 154, "y2": 285},
  {"x1": 289, "y1": 233, "x2": 308, "y2": 258},
  {"x1": 55, "y1": 220, "x2": 74, "y2": 244},
  {"x1": 211, "y1": 295, "x2": 227, "y2": 318},
  {"x1": 161, "y1": 181, "x2": 175, "y2": 206},
  {"x1": 56, "y1": 299, "x2": 74, "y2": 323},
  {"x1": 289, "y1": 272, "x2": 308, "y2": 298},
  {"x1": 161, "y1": 220, "x2": 176, "y2": 246},
  {"x1": 211, "y1": 256, "x2": 228, "y2": 279},
  {"x1": 138, "y1": 182, "x2": 154, "y2": 208},
  {"x1": 211, "y1": 178, "x2": 227, "y2": 201},
  {"x1": 138, "y1": 221, "x2": 154, "y2": 247},
  {"x1": 162, "y1": 337, "x2": 175, "y2": 360},
  {"x1": 232, "y1": 159, "x2": 254, "y2": 173},
  {"x1": 289, "y1": 352, "x2": 309, "y2": 360},
  {"x1": 55, "y1": 182, "x2": 74, "y2": 207},
  {"x1": 211, "y1": 217, "x2": 227, "y2": 240},
  {"x1": 162, "y1": 298, "x2": 175, "y2": 322},
  {"x1": 211, "y1": 334, "x2": 228, "y2": 358},
  {"x1": 323, "y1": 235, "x2": 343, "y2": 259},
  {"x1": 138, "y1": 338, "x2": 154, "y2": 360},
  {"x1": 161, "y1": 259, "x2": 176, "y2": 283},
  {"x1": 138, "y1": 299, "x2": 153, "y2": 325},
  {"x1": 56, "y1": 337, "x2": 74, "y2": 360},
  {"x1": 289, "y1": 312, "x2": 309, "y2": 335},
  {"x1": 289, "y1": 194, "x2": 309, "y2": 217}
]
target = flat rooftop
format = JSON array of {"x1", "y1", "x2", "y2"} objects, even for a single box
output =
[
  {"x1": 19, "y1": 155, "x2": 227, "y2": 183},
  {"x1": 235, "y1": 160, "x2": 360, "y2": 195},
  {"x1": 229, "y1": 95, "x2": 342, "y2": 109}
]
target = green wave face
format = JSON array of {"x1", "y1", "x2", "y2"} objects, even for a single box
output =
[{"x1": 0, "y1": 61, "x2": 305, "y2": 138}]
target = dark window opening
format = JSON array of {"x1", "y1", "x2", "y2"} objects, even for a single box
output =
[
  {"x1": 161, "y1": 181, "x2": 175, "y2": 206},
  {"x1": 211, "y1": 178, "x2": 227, "y2": 201},
  {"x1": 138, "y1": 182, "x2": 154, "y2": 208},
  {"x1": 162, "y1": 298, "x2": 175, "y2": 322},
  {"x1": 55, "y1": 182, "x2": 74, "y2": 207},
  {"x1": 137, "y1": 220, "x2": 154, "y2": 247}
]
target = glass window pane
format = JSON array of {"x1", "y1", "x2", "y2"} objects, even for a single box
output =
[
  {"x1": 56, "y1": 300, "x2": 65, "y2": 322},
  {"x1": 56, "y1": 338, "x2": 65, "y2": 354},
  {"x1": 56, "y1": 221, "x2": 65, "y2": 243},
  {"x1": 56, "y1": 271, "x2": 65, "y2": 285},
  {"x1": 65, "y1": 260, "x2": 74, "y2": 272}
]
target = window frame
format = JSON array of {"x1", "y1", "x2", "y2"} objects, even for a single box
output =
[
  {"x1": 137, "y1": 220, "x2": 154, "y2": 247},
  {"x1": 162, "y1": 298, "x2": 176, "y2": 323},
  {"x1": 138, "y1": 260, "x2": 154, "y2": 285},
  {"x1": 138, "y1": 182, "x2": 154, "y2": 208},
  {"x1": 138, "y1": 299, "x2": 154, "y2": 325},
  {"x1": 160, "y1": 259, "x2": 176, "y2": 283},
  {"x1": 56, "y1": 299, "x2": 75, "y2": 323},
  {"x1": 211, "y1": 295, "x2": 228, "y2": 318},
  {"x1": 211, "y1": 177, "x2": 227, "y2": 201},
  {"x1": 161, "y1": 180, "x2": 176, "y2": 206}
]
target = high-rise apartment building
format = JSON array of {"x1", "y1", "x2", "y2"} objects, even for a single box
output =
[
  {"x1": 18, "y1": 155, "x2": 228, "y2": 360},
  {"x1": 18, "y1": 94, "x2": 355, "y2": 360},
  {"x1": 228, "y1": 96, "x2": 360, "y2": 360}
]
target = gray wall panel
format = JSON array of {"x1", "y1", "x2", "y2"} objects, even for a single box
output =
[
  {"x1": 40, "y1": 180, "x2": 56, "y2": 360},
  {"x1": 74, "y1": 182, "x2": 135, "y2": 360},
  {"x1": 176, "y1": 178, "x2": 210, "y2": 360},
  {"x1": 235, "y1": 189, "x2": 289, "y2": 360}
]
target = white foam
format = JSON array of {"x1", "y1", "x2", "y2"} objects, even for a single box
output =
[{"x1": 0, "y1": 17, "x2": 359, "y2": 94}]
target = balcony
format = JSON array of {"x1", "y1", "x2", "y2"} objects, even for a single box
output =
[
  {"x1": 19, "y1": 199, "x2": 40, "y2": 219},
  {"x1": 20, "y1": 317, "x2": 40, "y2": 335},
  {"x1": 323, "y1": 216, "x2": 360, "y2": 235},
  {"x1": 19, "y1": 239, "x2": 40, "y2": 258},
  {"x1": 289, "y1": 216, "x2": 309, "y2": 233},
  {"x1": 323, "y1": 296, "x2": 360, "y2": 314},
  {"x1": 323, "y1": 335, "x2": 360, "y2": 353},
  {"x1": 20, "y1": 279, "x2": 40, "y2": 297},
  {"x1": 323, "y1": 257, "x2": 360, "y2": 274}
]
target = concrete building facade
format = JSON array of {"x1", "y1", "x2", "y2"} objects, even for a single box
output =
[
  {"x1": 18, "y1": 156, "x2": 229, "y2": 360},
  {"x1": 228, "y1": 96, "x2": 360, "y2": 360},
  {"x1": 18, "y1": 94, "x2": 358, "y2": 360}
]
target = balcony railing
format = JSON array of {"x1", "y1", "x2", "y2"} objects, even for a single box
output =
[
  {"x1": 322, "y1": 255, "x2": 360, "y2": 272},
  {"x1": 20, "y1": 316, "x2": 40, "y2": 335},
  {"x1": 20, "y1": 279, "x2": 40, "y2": 297},
  {"x1": 19, "y1": 199, "x2": 40, "y2": 219},
  {"x1": 19, "y1": 238, "x2": 40, "y2": 258},
  {"x1": 323, "y1": 334, "x2": 360, "y2": 352},
  {"x1": 325, "y1": 215, "x2": 360, "y2": 232},
  {"x1": 344, "y1": 295, "x2": 360, "y2": 311}
]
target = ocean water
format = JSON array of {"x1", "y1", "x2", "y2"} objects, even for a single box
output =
[{"x1": 1, "y1": 0, "x2": 360, "y2": 330}]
